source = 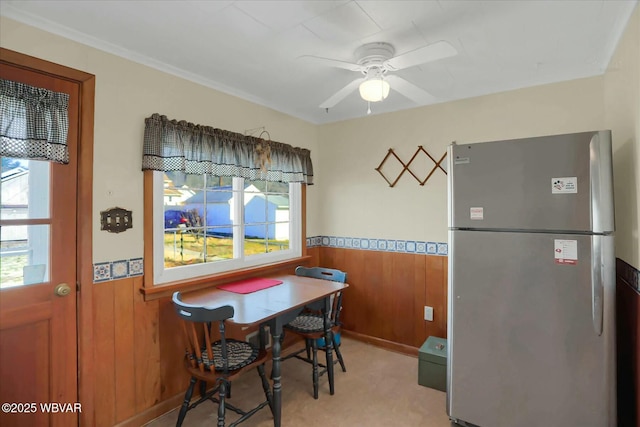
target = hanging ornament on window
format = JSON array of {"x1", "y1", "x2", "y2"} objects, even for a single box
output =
[{"x1": 255, "y1": 130, "x2": 272, "y2": 172}]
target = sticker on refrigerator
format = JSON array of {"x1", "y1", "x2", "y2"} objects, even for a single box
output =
[
  {"x1": 454, "y1": 157, "x2": 470, "y2": 165},
  {"x1": 470, "y1": 207, "x2": 484, "y2": 220},
  {"x1": 554, "y1": 239, "x2": 578, "y2": 265},
  {"x1": 551, "y1": 177, "x2": 577, "y2": 194}
]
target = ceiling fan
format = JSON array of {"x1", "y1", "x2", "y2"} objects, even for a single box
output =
[{"x1": 304, "y1": 41, "x2": 457, "y2": 111}]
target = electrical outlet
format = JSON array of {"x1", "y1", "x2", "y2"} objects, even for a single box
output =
[{"x1": 424, "y1": 306, "x2": 434, "y2": 321}]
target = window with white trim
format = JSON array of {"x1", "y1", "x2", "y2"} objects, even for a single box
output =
[{"x1": 153, "y1": 171, "x2": 301, "y2": 285}]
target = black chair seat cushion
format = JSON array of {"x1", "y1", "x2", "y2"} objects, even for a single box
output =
[
  {"x1": 200, "y1": 339, "x2": 259, "y2": 371},
  {"x1": 285, "y1": 313, "x2": 328, "y2": 333}
]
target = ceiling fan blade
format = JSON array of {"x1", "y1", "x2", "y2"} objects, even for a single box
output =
[
  {"x1": 298, "y1": 55, "x2": 364, "y2": 72},
  {"x1": 319, "y1": 78, "x2": 366, "y2": 109},
  {"x1": 384, "y1": 41, "x2": 457, "y2": 71},
  {"x1": 385, "y1": 75, "x2": 437, "y2": 104}
]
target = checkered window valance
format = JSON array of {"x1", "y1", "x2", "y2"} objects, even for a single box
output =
[
  {"x1": 142, "y1": 113, "x2": 313, "y2": 185},
  {"x1": 0, "y1": 79, "x2": 70, "y2": 164}
]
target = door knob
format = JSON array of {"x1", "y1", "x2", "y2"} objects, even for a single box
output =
[{"x1": 54, "y1": 283, "x2": 72, "y2": 297}]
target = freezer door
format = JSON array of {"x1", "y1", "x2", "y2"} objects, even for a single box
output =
[
  {"x1": 447, "y1": 230, "x2": 615, "y2": 427},
  {"x1": 448, "y1": 130, "x2": 614, "y2": 233}
]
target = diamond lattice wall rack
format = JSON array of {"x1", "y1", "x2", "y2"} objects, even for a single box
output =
[{"x1": 375, "y1": 146, "x2": 447, "y2": 187}]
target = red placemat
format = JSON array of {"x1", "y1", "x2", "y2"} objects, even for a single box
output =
[{"x1": 218, "y1": 278, "x2": 283, "y2": 294}]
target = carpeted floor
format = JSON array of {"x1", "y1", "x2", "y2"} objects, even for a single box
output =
[{"x1": 145, "y1": 337, "x2": 452, "y2": 427}]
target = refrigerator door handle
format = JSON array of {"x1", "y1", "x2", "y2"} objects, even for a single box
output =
[
  {"x1": 589, "y1": 131, "x2": 615, "y2": 234},
  {"x1": 591, "y1": 236, "x2": 603, "y2": 336}
]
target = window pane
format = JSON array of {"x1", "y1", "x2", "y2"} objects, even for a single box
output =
[
  {"x1": 197, "y1": 189, "x2": 234, "y2": 228},
  {"x1": 163, "y1": 173, "x2": 237, "y2": 268},
  {"x1": 0, "y1": 224, "x2": 50, "y2": 288},
  {"x1": 204, "y1": 233, "x2": 234, "y2": 261},
  {"x1": 166, "y1": 171, "x2": 208, "y2": 191},
  {"x1": 244, "y1": 180, "x2": 290, "y2": 257},
  {"x1": 245, "y1": 236, "x2": 266, "y2": 256},
  {"x1": 244, "y1": 235, "x2": 290, "y2": 256},
  {"x1": 246, "y1": 194, "x2": 267, "y2": 223},
  {"x1": 1, "y1": 158, "x2": 50, "y2": 219},
  {"x1": 206, "y1": 175, "x2": 232, "y2": 188},
  {"x1": 164, "y1": 229, "x2": 203, "y2": 267},
  {"x1": 245, "y1": 224, "x2": 266, "y2": 241},
  {"x1": 163, "y1": 227, "x2": 237, "y2": 267},
  {"x1": 264, "y1": 181, "x2": 289, "y2": 193},
  {"x1": 163, "y1": 171, "x2": 201, "y2": 233},
  {"x1": 267, "y1": 194, "x2": 289, "y2": 222}
]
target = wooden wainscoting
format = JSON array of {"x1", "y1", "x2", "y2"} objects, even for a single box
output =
[
  {"x1": 92, "y1": 276, "x2": 195, "y2": 426},
  {"x1": 616, "y1": 258, "x2": 640, "y2": 427},
  {"x1": 317, "y1": 247, "x2": 448, "y2": 351}
]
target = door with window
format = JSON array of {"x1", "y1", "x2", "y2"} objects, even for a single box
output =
[{"x1": 0, "y1": 61, "x2": 80, "y2": 426}]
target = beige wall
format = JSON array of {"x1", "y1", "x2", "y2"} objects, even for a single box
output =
[
  {"x1": 317, "y1": 5, "x2": 639, "y2": 267},
  {"x1": 0, "y1": 17, "x2": 320, "y2": 264},
  {"x1": 317, "y1": 76, "x2": 605, "y2": 243},
  {"x1": 605, "y1": 5, "x2": 640, "y2": 269},
  {"x1": 2, "y1": 9, "x2": 638, "y2": 269}
]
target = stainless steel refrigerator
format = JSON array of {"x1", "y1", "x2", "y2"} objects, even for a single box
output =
[{"x1": 446, "y1": 130, "x2": 616, "y2": 427}]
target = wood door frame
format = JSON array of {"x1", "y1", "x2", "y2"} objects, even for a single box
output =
[{"x1": 0, "y1": 48, "x2": 95, "y2": 426}]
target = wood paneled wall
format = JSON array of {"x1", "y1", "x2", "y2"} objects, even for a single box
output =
[
  {"x1": 91, "y1": 247, "x2": 448, "y2": 425},
  {"x1": 92, "y1": 276, "x2": 189, "y2": 426},
  {"x1": 616, "y1": 258, "x2": 640, "y2": 427},
  {"x1": 315, "y1": 247, "x2": 448, "y2": 350}
]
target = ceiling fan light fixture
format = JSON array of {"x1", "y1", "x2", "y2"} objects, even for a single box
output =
[{"x1": 359, "y1": 78, "x2": 390, "y2": 103}]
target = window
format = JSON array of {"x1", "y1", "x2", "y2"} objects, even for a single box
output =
[
  {"x1": 1, "y1": 80, "x2": 70, "y2": 287},
  {"x1": 1, "y1": 157, "x2": 50, "y2": 288},
  {"x1": 141, "y1": 114, "x2": 313, "y2": 288},
  {"x1": 152, "y1": 171, "x2": 301, "y2": 284}
]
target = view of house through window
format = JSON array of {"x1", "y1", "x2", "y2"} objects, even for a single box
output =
[{"x1": 161, "y1": 171, "x2": 294, "y2": 272}]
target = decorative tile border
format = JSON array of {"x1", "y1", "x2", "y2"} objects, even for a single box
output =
[
  {"x1": 306, "y1": 235, "x2": 448, "y2": 256},
  {"x1": 93, "y1": 258, "x2": 144, "y2": 283},
  {"x1": 93, "y1": 236, "x2": 449, "y2": 283}
]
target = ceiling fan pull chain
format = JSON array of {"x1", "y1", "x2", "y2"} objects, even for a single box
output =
[{"x1": 367, "y1": 102, "x2": 371, "y2": 115}]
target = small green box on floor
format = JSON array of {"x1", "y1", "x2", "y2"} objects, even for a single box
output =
[{"x1": 418, "y1": 336, "x2": 447, "y2": 392}]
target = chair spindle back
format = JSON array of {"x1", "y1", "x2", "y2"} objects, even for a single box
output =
[
  {"x1": 172, "y1": 292, "x2": 234, "y2": 375},
  {"x1": 294, "y1": 266, "x2": 347, "y2": 323}
]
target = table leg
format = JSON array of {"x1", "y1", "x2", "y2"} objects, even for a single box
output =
[
  {"x1": 267, "y1": 309, "x2": 303, "y2": 426},
  {"x1": 269, "y1": 322, "x2": 282, "y2": 427},
  {"x1": 323, "y1": 296, "x2": 335, "y2": 395}
]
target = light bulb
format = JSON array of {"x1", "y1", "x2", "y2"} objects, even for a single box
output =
[{"x1": 359, "y1": 78, "x2": 390, "y2": 103}]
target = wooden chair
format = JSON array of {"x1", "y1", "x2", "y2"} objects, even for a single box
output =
[
  {"x1": 172, "y1": 292, "x2": 272, "y2": 427},
  {"x1": 282, "y1": 266, "x2": 347, "y2": 399}
]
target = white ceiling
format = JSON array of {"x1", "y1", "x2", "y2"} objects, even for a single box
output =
[{"x1": 1, "y1": 0, "x2": 637, "y2": 125}]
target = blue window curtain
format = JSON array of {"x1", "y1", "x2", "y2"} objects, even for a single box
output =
[
  {"x1": 0, "y1": 79, "x2": 70, "y2": 164},
  {"x1": 142, "y1": 113, "x2": 313, "y2": 184}
]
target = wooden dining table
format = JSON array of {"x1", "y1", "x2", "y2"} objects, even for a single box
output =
[{"x1": 180, "y1": 273, "x2": 349, "y2": 427}]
